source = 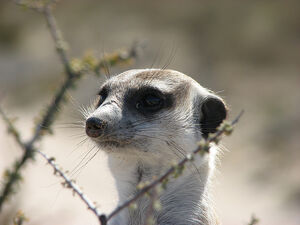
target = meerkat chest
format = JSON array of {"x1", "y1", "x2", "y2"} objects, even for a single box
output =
[{"x1": 108, "y1": 156, "x2": 209, "y2": 225}]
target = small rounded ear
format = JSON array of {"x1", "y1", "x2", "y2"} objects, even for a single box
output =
[{"x1": 200, "y1": 96, "x2": 227, "y2": 138}]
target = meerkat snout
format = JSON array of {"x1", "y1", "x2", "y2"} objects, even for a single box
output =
[{"x1": 85, "y1": 117, "x2": 107, "y2": 138}]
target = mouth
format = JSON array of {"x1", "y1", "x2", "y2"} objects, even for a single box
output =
[
  {"x1": 91, "y1": 137, "x2": 128, "y2": 149},
  {"x1": 87, "y1": 133, "x2": 134, "y2": 151},
  {"x1": 98, "y1": 140, "x2": 121, "y2": 148}
]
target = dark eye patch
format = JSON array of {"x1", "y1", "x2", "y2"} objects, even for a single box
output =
[
  {"x1": 96, "y1": 87, "x2": 108, "y2": 108},
  {"x1": 136, "y1": 94, "x2": 163, "y2": 112},
  {"x1": 125, "y1": 86, "x2": 173, "y2": 116}
]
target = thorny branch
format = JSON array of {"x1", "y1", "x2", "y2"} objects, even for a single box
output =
[
  {"x1": 0, "y1": 1, "x2": 245, "y2": 224},
  {"x1": 0, "y1": 108, "x2": 103, "y2": 222},
  {"x1": 0, "y1": 108, "x2": 29, "y2": 211},
  {"x1": 43, "y1": 5, "x2": 73, "y2": 77},
  {"x1": 106, "y1": 110, "x2": 244, "y2": 222},
  {"x1": 0, "y1": 1, "x2": 78, "y2": 210},
  {"x1": 37, "y1": 150, "x2": 103, "y2": 221},
  {"x1": 0, "y1": 0, "x2": 141, "y2": 214}
]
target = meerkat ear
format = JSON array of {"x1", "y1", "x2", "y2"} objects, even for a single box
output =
[{"x1": 200, "y1": 95, "x2": 227, "y2": 138}]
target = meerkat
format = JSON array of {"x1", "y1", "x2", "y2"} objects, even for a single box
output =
[{"x1": 85, "y1": 69, "x2": 227, "y2": 225}]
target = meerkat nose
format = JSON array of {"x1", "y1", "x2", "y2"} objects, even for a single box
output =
[{"x1": 85, "y1": 117, "x2": 107, "y2": 138}]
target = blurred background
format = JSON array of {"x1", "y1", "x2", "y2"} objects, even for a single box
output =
[{"x1": 1, "y1": 0, "x2": 300, "y2": 224}]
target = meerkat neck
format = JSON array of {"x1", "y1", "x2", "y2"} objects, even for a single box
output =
[
  {"x1": 108, "y1": 155, "x2": 170, "y2": 203},
  {"x1": 107, "y1": 154, "x2": 218, "y2": 225}
]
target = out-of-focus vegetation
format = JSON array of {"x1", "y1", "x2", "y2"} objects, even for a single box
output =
[{"x1": 0, "y1": 0, "x2": 300, "y2": 225}]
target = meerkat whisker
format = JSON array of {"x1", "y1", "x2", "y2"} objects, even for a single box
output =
[{"x1": 69, "y1": 145, "x2": 97, "y2": 177}]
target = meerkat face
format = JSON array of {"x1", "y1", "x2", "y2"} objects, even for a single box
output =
[{"x1": 85, "y1": 69, "x2": 227, "y2": 159}]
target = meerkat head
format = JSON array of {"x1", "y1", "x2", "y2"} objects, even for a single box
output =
[{"x1": 85, "y1": 69, "x2": 227, "y2": 160}]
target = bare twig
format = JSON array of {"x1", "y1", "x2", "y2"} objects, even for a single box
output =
[
  {"x1": 0, "y1": 3, "x2": 80, "y2": 210},
  {"x1": 43, "y1": 5, "x2": 74, "y2": 78},
  {"x1": 0, "y1": 107, "x2": 33, "y2": 211},
  {"x1": 0, "y1": 107, "x2": 23, "y2": 147},
  {"x1": 106, "y1": 110, "x2": 244, "y2": 221},
  {"x1": 0, "y1": 1, "x2": 141, "y2": 215},
  {"x1": 26, "y1": 4, "x2": 81, "y2": 147},
  {"x1": 36, "y1": 150, "x2": 103, "y2": 222},
  {"x1": 0, "y1": 107, "x2": 104, "y2": 222},
  {"x1": 27, "y1": 75, "x2": 79, "y2": 146},
  {"x1": 2, "y1": 2, "x2": 243, "y2": 224}
]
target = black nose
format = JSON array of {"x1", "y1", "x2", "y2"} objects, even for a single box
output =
[{"x1": 85, "y1": 117, "x2": 107, "y2": 138}]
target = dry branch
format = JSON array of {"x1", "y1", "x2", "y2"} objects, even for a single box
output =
[
  {"x1": 0, "y1": 108, "x2": 29, "y2": 211},
  {"x1": 0, "y1": 2, "x2": 79, "y2": 210},
  {"x1": 0, "y1": 107, "x2": 103, "y2": 222},
  {"x1": 0, "y1": 0, "x2": 141, "y2": 215},
  {"x1": 0, "y1": 1, "x2": 243, "y2": 225},
  {"x1": 37, "y1": 150, "x2": 103, "y2": 221}
]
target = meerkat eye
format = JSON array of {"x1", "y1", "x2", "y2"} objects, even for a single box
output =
[
  {"x1": 136, "y1": 94, "x2": 163, "y2": 113},
  {"x1": 96, "y1": 88, "x2": 108, "y2": 108}
]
